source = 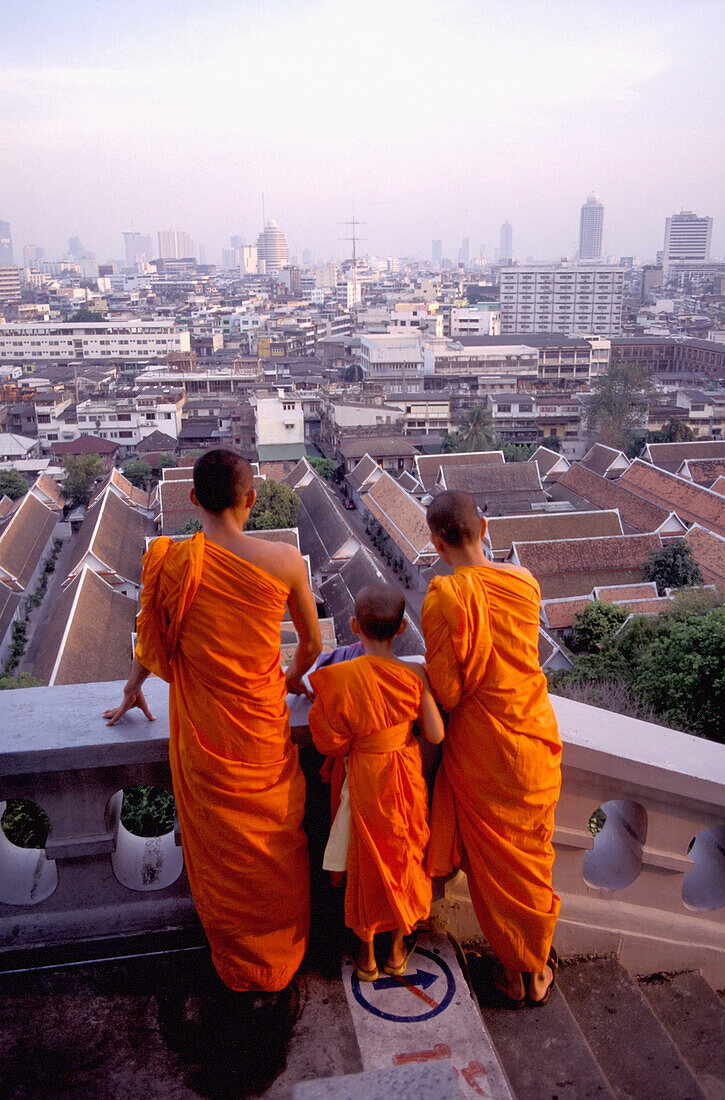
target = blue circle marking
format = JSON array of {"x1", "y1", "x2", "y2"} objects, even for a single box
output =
[{"x1": 350, "y1": 946, "x2": 456, "y2": 1022}]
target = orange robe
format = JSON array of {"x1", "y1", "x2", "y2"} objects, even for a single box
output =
[
  {"x1": 308, "y1": 657, "x2": 432, "y2": 938},
  {"x1": 422, "y1": 566, "x2": 561, "y2": 973},
  {"x1": 134, "y1": 532, "x2": 310, "y2": 991}
]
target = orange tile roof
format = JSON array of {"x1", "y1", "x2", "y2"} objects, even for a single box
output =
[
  {"x1": 618, "y1": 459, "x2": 725, "y2": 537},
  {"x1": 556, "y1": 463, "x2": 672, "y2": 532},
  {"x1": 684, "y1": 525, "x2": 725, "y2": 587}
]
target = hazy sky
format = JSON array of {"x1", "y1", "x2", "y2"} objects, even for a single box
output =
[{"x1": 2, "y1": 0, "x2": 724, "y2": 265}]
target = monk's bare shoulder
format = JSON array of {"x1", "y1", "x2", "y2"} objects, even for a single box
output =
[{"x1": 248, "y1": 538, "x2": 305, "y2": 587}]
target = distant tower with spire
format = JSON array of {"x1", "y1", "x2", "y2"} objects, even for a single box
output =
[{"x1": 579, "y1": 193, "x2": 604, "y2": 260}]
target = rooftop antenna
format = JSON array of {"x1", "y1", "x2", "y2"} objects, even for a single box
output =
[{"x1": 340, "y1": 215, "x2": 366, "y2": 319}]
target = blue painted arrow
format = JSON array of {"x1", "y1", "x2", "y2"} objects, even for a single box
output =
[{"x1": 372, "y1": 969, "x2": 438, "y2": 992}]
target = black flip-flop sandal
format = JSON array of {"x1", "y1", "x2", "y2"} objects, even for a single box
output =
[
  {"x1": 491, "y1": 960, "x2": 526, "y2": 1010},
  {"x1": 525, "y1": 947, "x2": 558, "y2": 1008}
]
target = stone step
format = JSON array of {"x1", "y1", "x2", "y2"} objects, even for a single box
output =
[
  {"x1": 557, "y1": 955, "x2": 707, "y2": 1100},
  {"x1": 637, "y1": 970, "x2": 725, "y2": 1100},
  {"x1": 467, "y1": 950, "x2": 615, "y2": 1100}
]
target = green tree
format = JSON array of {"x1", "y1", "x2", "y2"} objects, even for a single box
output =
[
  {"x1": 453, "y1": 405, "x2": 497, "y2": 453},
  {"x1": 122, "y1": 459, "x2": 152, "y2": 488},
  {"x1": 568, "y1": 600, "x2": 629, "y2": 653},
  {"x1": 642, "y1": 541, "x2": 703, "y2": 596},
  {"x1": 344, "y1": 364, "x2": 363, "y2": 383},
  {"x1": 0, "y1": 672, "x2": 44, "y2": 691},
  {"x1": 0, "y1": 468, "x2": 29, "y2": 501},
  {"x1": 649, "y1": 418, "x2": 694, "y2": 444},
  {"x1": 247, "y1": 480, "x2": 299, "y2": 530},
  {"x1": 584, "y1": 361, "x2": 655, "y2": 451},
  {"x1": 634, "y1": 606, "x2": 725, "y2": 742},
  {"x1": 501, "y1": 442, "x2": 537, "y2": 462},
  {"x1": 177, "y1": 518, "x2": 202, "y2": 535},
  {"x1": 158, "y1": 453, "x2": 178, "y2": 469},
  {"x1": 69, "y1": 308, "x2": 104, "y2": 322},
  {"x1": 441, "y1": 432, "x2": 459, "y2": 454},
  {"x1": 61, "y1": 454, "x2": 104, "y2": 508},
  {"x1": 309, "y1": 457, "x2": 337, "y2": 480},
  {"x1": 540, "y1": 434, "x2": 563, "y2": 453}
]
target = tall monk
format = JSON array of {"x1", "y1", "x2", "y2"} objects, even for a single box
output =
[
  {"x1": 422, "y1": 490, "x2": 561, "y2": 1008},
  {"x1": 308, "y1": 585, "x2": 443, "y2": 980},
  {"x1": 104, "y1": 449, "x2": 321, "y2": 994}
]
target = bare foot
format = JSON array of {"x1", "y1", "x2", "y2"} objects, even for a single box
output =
[
  {"x1": 356, "y1": 938, "x2": 376, "y2": 974},
  {"x1": 386, "y1": 929, "x2": 407, "y2": 970},
  {"x1": 493, "y1": 965, "x2": 526, "y2": 1002},
  {"x1": 527, "y1": 965, "x2": 553, "y2": 1002}
]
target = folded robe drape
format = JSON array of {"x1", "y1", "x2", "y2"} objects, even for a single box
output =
[
  {"x1": 422, "y1": 565, "x2": 561, "y2": 974},
  {"x1": 308, "y1": 657, "x2": 431, "y2": 939},
  {"x1": 135, "y1": 532, "x2": 310, "y2": 991}
]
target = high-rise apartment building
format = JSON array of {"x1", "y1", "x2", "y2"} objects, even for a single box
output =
[
  {"x1": 157, "y1": 228, "x2": 195, "y2": 260},
  {"x1": 123, "y1": 232, "x2": 154, "y2": 268},
  {"x1": 499, "y1": 221, "x2": 513, "y2": 265},
  {"x1": 579, "y1": 193, "x2": 604, "y2": 261},
  {"x1": 22, "y1": 245, "x2": 46, "y2": 269},
  {"x1": 499, "y1": 263, "x2": 624, "y2": 336},
  {"x1": 0, "y1": 267, "x2": 21, "y2": 303},
  {"x1": 0, "y1": 222, "x2": 14, "y2": 265},
  {"x1": 663, "y1": 210, "x2": 713, "y2": 273},
  {"x1": 255, "y1": 220, "x2": 289, "y2": 275},
  {"x1": 458, "y1": 238, "x2": 470, "y2": 265},
  {"x1": 432, "y1": 239, "x2": 443, "y2": 266}
]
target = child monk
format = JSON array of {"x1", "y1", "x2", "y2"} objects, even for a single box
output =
[
  {"x1": 104, "y1": 449, "x2": 321, "y2": 995},
  {"x1": 308, "y1": 584, "x2": 444, "y2": 980},
  {"x1": 422, "y1": 490, "x2": 562, "y2": 1008}
]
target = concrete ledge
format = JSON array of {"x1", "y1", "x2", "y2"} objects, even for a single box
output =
[{"x1": 292, "y1": 1061, "x2": 460, "y2": 1099}]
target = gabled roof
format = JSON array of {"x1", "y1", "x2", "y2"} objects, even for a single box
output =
[
  {"x1": 0, "y1": 580, "x2": 21, "y2": 648},
  {"x1": 282, "y1": 457, "x2": 317, "y2": 490},
  {"x1": 0, "y1": 433, "x2": 37, "y2": 457},
  {"x1": 158, "y1": 478, "x2": 195, "y2": 535},
  {"x1": 318, "y1": 547, "x2": 425, "y2": 657},
  {"x1": 414, "y1": 449, "x2": 504, "y2": 490},
  {"x1": 33, "y1": 566, "x2": 137, "y2": 686},
  {"x1": 438, "y1": 462, "x2": 546, "y2": 514},
  {"x1": 50, "y1": 434, "x2": 118, "y2": 456},
  {"x1": 684, "y1": 524, "x2": 725, "y2": 588},
  {"x1": 553, "y1": 462, "x2": 679, "y2": 534},
  {"x1": 643, "y1": 439, "x2": 725, "y2": 473},
  {"x1": 528, "y1": 446, "x2": 570, "y2": 481},
  {"x1": 593, "y1": 582, "x2": 659, "y2": 602},
  {"x1": 486, "y1": 510, "x2": 623, "y2": 555},
  {"x1": 32, "y1": 473, "x2": 65, "y2": 510},
  {"x1": 347, "y1": 454, "x2": 383, "y2": 494},
  {"x1": 0, "y1": 496, "x2": 14, "y2": 518},
  {"x1": 580, "y1": 443, "x2": 630, "y2": 479},
  {"x1": 512, "y1": 532, "x2": 662, "y2": 599},
  {"x1": 337, "y1": 435, "x2": 417, "y2": 460},
  {"x1": 162, "y1": 466, "x2": 195, "y2": 481},
  {"x1": 363, "y1": 471, "x2": 436, "y2": 566},
  {"x1": 66, "y1": 486, "x2": 150, "y2": 587},
  {"x1": 618, "y1": 459, "x2": 725, "y2": 537},
  {"x1": 296, "y1": 475, "x2": 359, "y2": 573},
  {"x1": 397, "y1": 470, "x2": 420, "y2": 493},
  {"x1": 676, "y1": 458, "x2": 725, "y2": 488},
  {"x1": 711, "y1": 476, "x2": 725, "y2": 496},
  {"x1": 541, "y1": 594, "x2": 595, "y2": 630},
  {"x1": 91, "y1": 468, "x2": 151, "y2": 511},
  {"x1": 0, "y1": 491, "x2": 58, "y2": 591},
  {"x1": 137, "y1": 430, "x2": 177, "y2": 454}
]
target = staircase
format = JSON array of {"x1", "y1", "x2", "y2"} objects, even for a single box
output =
[{"x1": 467, "y1": 951, "x2": 725, "y2": 1100}]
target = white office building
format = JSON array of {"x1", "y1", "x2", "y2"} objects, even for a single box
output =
[
  {"x1": 663, "y1": 210, "x2": 713, "y2": 274},
  {"x1": 357, "y1": 333, "x2": 424, "y2": 391},
  {"x1": 579, "y1": 194, "x2": 604, "y2": 261},
  {"x1": 499, "y1": 264, "x2": 624, "y2": 336},
  {"x1": 0, "y1": 321, "x2": 191, "y2": 362},
  {"x1": 450, "y1": 304, "x2": 501, "y2": 337},
  {"x1": 157, "y1": 228, "x2": 195, "y2": 260}
]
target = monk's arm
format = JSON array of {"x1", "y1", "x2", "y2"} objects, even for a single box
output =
[
  {"x1": 414, "y1": 668, "x2": 446, "y2": 745},
  {"x1": 285, "y1": 551, "x2": 322, "y2": 695},
  {"x1": 421, "y1": 594, "x2": 464, "y2": 711},
  {"x1": 102, "y1": 657, "x2": 156, "y2": 726}
]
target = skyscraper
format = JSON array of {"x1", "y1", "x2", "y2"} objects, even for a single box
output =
[
  {"x1": 579, "y1": 193, "x2": 604, "y2": 261},
  {"x1": 123, "y1": 232, "x2": 153, "y2": 268},
  {"x1": 255, "y1": 220, "x2": 289, "y2": 275},
  {"x1": 157, "y1": 228, "x2": 195, "y2": 259},
  {"x1": 0, "y1": 222, "x2": 13, "y2": 265},
  {"x1": 499, "y1": 221, "x2": 513, "y2": 265},
  {"x1": 663, "y1": 210, "x2": 713, "y2": 273},
  {"x1": 23, "y1": 245, "x2": 45, "y2": 269},
  {"x1": 432, "y1": 239, "x2": 442, "y2": 266},
  {"x1": 458, "y1": 238, "x2": 471, "y2": 265}
]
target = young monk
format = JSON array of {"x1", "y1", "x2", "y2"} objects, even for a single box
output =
[
  {"x1": 422, "y1": 490, "x2": 562, "y2": 1008},
  {"x1": 308, "y1": 584, "x2": 444, "y2": 980},
  {"x1": 104, "y1": 449, "x2": 321, "y2": 994}
]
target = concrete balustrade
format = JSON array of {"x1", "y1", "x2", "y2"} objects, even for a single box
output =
[{"x1": 0, "y1": 681, "x2": 723, "y2": 985}]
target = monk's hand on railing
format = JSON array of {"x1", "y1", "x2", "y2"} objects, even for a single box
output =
[
  {"x1": 285, "y1": 666, "x2": 313, "y2": 700},
  {"x1": 103, "y1": 687, "x2": 156, "y2": 726}
]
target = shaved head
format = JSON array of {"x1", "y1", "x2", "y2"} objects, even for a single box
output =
[
  {"x1": 354, "y1": 583, "x2": 406, "y2": 641},
  {"x1": 427, "y1": 490, "x2": 481, "y2": 549},
  {"x1": 193, "y1": 449, "x2": 254, "y2": 514}
]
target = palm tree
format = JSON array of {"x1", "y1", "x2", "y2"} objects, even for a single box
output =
[{"x1": 454, "y1": 404, "x2": 497, "y2": 453}]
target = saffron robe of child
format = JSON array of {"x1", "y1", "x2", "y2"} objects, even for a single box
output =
[{"x1": 308, "y1": 656, "x2": 432, "y2": 939}]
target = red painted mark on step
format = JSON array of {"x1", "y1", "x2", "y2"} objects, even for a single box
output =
[
  {"x1": 393, "y1": 1042, "x2": 451, "y2": 1065},
  {"x1": 462, "y1": 1061, "x2": 490, "y2": 1097},
  {"x1": 393, "y1": 972, "x2": 439, "y2": 1009}
]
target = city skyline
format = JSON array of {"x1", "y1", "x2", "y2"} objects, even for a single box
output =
[{"x1": 2, "y1": 0, "x2": 724, "y2": 263}]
